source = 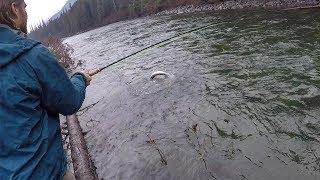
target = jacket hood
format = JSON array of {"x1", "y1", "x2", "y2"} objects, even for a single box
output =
[{"x1": 0, "y1": 25, "x2": 39, "y2": 68}]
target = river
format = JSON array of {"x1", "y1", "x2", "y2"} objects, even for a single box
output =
[{"x1": 64, "y1": 9, "x2": 320, "y2": 180}]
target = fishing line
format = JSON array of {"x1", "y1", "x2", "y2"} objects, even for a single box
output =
[
  {"x1": 89, "y1": 21, "x2": 221, "y2": 76},
  {"x1": 89, "y1": 11, "x2": 245, "y2": 76}
]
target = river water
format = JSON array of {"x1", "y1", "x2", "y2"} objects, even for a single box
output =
[{"x1": 64, "y1": 9, "x2": 320, "y2": 180}]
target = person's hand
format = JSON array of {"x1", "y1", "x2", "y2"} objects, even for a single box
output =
[
  {"x1": 89, "y1": 69, "x2": 100, "y2": 76},
  {"x1": 79, "y1": 70, "x2": 92, "y2": 86}
]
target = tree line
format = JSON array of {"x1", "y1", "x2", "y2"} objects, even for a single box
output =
[{"x1": 29, "y1": 0, "x2": 213, "y2": 40}]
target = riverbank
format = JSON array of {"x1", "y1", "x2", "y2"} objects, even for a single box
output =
[
  {"x1": 157, "y1": 0, "x2": 319, "y2": 16},
  {"x1": 30, "y1": 0, "x2": 319, "y2": 40}
]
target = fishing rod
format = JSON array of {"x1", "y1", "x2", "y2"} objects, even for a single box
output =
[{"x1": 89, "y1": 22, "x2": 220, "y2": 76}]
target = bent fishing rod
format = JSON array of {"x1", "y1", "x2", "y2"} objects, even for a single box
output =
[{"x1": 88, "y1": 22, "x2": 221, "y2": 76}]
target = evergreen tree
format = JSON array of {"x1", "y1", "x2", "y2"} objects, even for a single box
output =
[{"x1": 29, "y1": 0, "x2": 204, "y2": 40}]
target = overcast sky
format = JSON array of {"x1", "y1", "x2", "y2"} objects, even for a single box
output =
[{"x1": 25, "y1": 0, "x2": 68, "y2": 30}]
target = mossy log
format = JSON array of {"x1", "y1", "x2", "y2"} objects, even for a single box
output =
[{"x1": 66, "y1": 115, "x2": 98, "y2": 180}]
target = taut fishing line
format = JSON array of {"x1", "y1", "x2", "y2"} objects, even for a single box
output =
[
  {"x1": 89, "y1": 21, "x2": 221, "y2": 76},
  {"x1": 89, "y1": 12, "x2": 244, "y2": 76}
]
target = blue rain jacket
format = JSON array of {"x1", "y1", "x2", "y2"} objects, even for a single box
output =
[{"x1": 0, "y1": 25, "x2": 87, "y2": 179}]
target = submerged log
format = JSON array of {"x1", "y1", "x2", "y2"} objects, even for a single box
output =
[{"x1": 66, "y1": 115, "x2": 98, "y2": 180}]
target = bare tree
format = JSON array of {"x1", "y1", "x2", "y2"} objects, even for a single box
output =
[{"x1": 112, "y1": 0, "x2": 118, "y2": 11}]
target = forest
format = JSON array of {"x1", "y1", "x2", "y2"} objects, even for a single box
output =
[{"x1": 29, "y1": 0, "x2": 215, "y2": 40}]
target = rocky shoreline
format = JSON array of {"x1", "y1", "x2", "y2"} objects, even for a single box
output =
[{"x1": 157, "y1": 0, "x2": 319, "y2": 16}]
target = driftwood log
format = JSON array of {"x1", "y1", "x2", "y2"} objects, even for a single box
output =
[{"x1": 66, "y1": 115, "x2": 98, "y2": 180}]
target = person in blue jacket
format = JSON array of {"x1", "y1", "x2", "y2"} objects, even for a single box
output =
[{"x1": 0, "y1": 0, "x2": 92, "y2": 179}]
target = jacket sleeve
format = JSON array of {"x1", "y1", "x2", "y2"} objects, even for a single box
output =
[{"x1": 28, "y1": 44, "x2": 86, "y2": 116}]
